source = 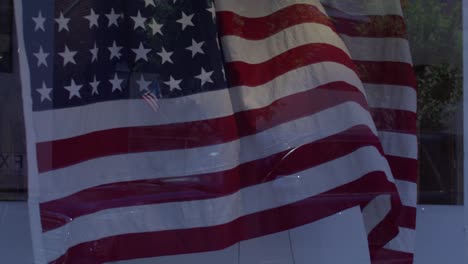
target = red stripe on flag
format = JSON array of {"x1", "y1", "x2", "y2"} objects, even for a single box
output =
[
  {"x1": 386, "y1": 155, "x2": 418, "y2": 183},
  {"x1": 41, "y1": 125, "x2": 382, "y2": 232},
  {"x1": 217, "y1": 4, "x2": 334, "y2": 40},
  {"x1": 49, "y1": 172, "x2": 398, "y2": 264},
  {"x1": 356, "y1": 178, "x2": 404, "y2": 261},
  {"x1": 367, "y1": 196, "x2": 402, "y2": 252},
  {"x1": 333, "y1": 15, "x2": 408, "y2": 38},
  {"x1": 354, "y1": 61, "x2": 417, "y2": 88},
  {"x1": 372, "y1": 248, "x2": 414, "y2": 264},
  {"x1": 399, "y1": 205, "x2": 417, "y2": 229},
  {"x1": 225, "y1": 44, "x2": 357, "y2": 87},
  {"x1": 36, "y1": 81, "x2": 367, "y2": 173},
  {"x1": 371, "y1": 108, "x2": 417, "y2": 134},
  {"x1": 142, "y1": 92, "x2": 159, "y2": 112}
]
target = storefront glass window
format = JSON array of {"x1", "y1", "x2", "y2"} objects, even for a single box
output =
[{"x1": 0, "y1": 1, "x2": 466, "y2": 263}]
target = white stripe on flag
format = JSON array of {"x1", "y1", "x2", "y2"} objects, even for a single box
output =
[
  {"x1": 321, "y1": 0, "x2": 403, "y2": 16},
  {"x1": 395, "y1": 180, "x2": 418, "y2": 208},
  {"x1": 362, "y1": 195, "x2": 392, "y2": 234},
  {"x1": 364, "y1": 84, "x2": 417, "y2": 113},
  {"x1": 215, "y1": 0, "x2": 326, "y2": 17},
  {"x1": 384, "y1": 227, "x2": 416, "y2": 254},
  {"x1": 38, "y1": 102, "x2": 379, "y2": 202},
  {"x1": 43, "y1": 146, "x2": 392, "y2": 262},
  {"x1": 379, "y1": 131, "x2": 418, "y2": 159},
  {"x1": 339, "y1": 36, "x2": 412, "y2": 64},
  {"x1": 222, "y1": 23, "x2": 350, "y2": 63}
]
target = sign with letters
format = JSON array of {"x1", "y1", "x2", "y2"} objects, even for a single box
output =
[
  {"x1": 0, "y1": 152, "x2": 27, "y2": 200},
  {"x1": 0, "y1": 153, "x2": 25, "y2": 171}
]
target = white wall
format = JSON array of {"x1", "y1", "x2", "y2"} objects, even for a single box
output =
[
  {"x1": 0, "y1": 202, "x2": 33, "y2": 264},
  {"x1": 414, "y1": 206, "x2": 465, "y2": 264}
]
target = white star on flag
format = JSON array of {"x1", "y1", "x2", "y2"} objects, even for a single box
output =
[
  {"x1": 186, "y1": 39, "x2": 205, "y2": 58},
  {"x1": 58, "y1": 45, "x2": 77, "y2": 66},
  {"x1": 90, "y1": 42, "x2": 99, "y2": 62},
  {"x1": 36, "y1": 82, "x2": 52, "y2": 102},
  {"x1": 32, "y1": 11, "x2": 46, "y2": 32},
  {"x1": 55, "y1": 12, "x2": 70, "y2": 32},
  {"x1": 33, "y1": 46, "x2": 49, "y2": 67},
  {"x1": 207, "y1": 4, "x2": 216, "y2": 20},
  {"x1": 109, "y1": 73, "x2": 124, "y2": 92},
  {"x1": 108, "y1": 41, "x2": 123, "y2": 60},
  {"x1": 132, "y1": 43, "x2": 151, "y2": 62},
  {"x1": 157, "y1": 47, "x2": 174, "y2": 64},
  {"x1": 64, "y1": 79, "x2": 83, "y2": 99},
  {"x1": 136, "y1": 75, "x2": 152, "y2": 92},
  {"x1": 195, "y1": 68, "x2": 214, "y2": 86},
  {"x1": 144, "y1": 0, "x2": 156, "y2": 7},
  {"x1": 148, "y1": 18, "x2": 163, "y2": 36},
  {"x1": 131, "y1": 11, "x2": 147, "y2": 30},
  {"x1": 90, "y1": 75, "x2": 100, "y2": 95},
  {"x1": 177, "y1": 11, "x2": 194, "y2": 30},
  {"x1": 106, "y1": 8, "x2": 120, "y2": 27},
  {"x1": 164, "y1": 76, "x2": 182, "y2": 91},
  {"x1": 84, "y1": 8, "x2": 100, "y2": 29}
]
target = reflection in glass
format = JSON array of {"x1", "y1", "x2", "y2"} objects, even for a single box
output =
[{"x1": 405, "y1": 0, "x2": 463, "y2": 205}]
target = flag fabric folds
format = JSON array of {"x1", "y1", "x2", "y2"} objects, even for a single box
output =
[
  {"x1": 321, "y1": 0, "x2": 418, "y2": 262},
  {"x1": 15, "y1": 0, "x2": 415, "y2": 263}
]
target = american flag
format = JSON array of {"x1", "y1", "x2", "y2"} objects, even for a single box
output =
[
  {"x1": 322, "y1": 0, "x2": 418, "y2": 262},
  {"x1": 15, "y1": 0, "x2": 414, "y2": 263}
]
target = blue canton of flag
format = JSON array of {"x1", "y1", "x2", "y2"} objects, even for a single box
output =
[{"x1": 27, "y1": 0, "x2": 226, "y2": 112}]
